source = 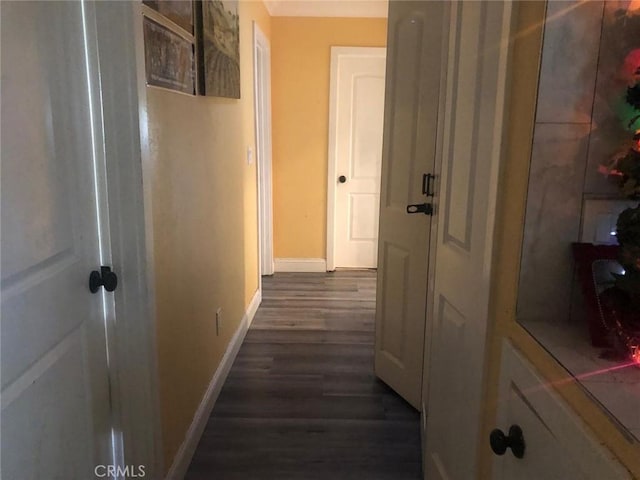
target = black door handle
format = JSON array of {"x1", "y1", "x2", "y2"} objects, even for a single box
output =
[
  {"x1": 406, "y1": 203, "x2": 433, "y2": 216},
  {"x1": 89, "y1": 266, "x2": 118, "y2": 293},
  {"x1": 490, "y1": 425, "x2": 525, "y2": 459},
  {"x1": 338, "y1": 175, "x2": 347, "y2": 183}
]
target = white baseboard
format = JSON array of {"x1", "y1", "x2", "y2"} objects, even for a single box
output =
[
  {"x1": 246, "y1": 287, "x2": 262, "y2": 327},
  {"x1": 274, "y1": 258, "x2": 327, "y2": 272},
  {"x1": 165, "y1": 288, "x2": 262, "y2": 480}
]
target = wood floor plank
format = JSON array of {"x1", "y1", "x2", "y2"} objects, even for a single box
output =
[
  {"x1": 244, "y1": 329, "x2": 374, "y2": 345},
  {"x1": 185, "y1": 271, "x2": 421, "y2": 479}
]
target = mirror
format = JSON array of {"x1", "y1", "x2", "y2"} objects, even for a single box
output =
[{"x1": 516, "y1": 0, "x2": 640, "y2": 441}]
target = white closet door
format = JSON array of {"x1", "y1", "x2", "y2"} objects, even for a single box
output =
[{"x1": 1, "y1": 2, "x2": 113, "y2": 478}]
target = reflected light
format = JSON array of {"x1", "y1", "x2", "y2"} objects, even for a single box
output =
[
  {"x1": 632, "y1": 346, "x2": 640, "y2": 366},
  {"x1": 572, "y1": 361, "x2": 639, "y2": 382},
  {"x1": 497, "y1": 361, "x2": 640, "y2": 406},
  {"x1": 623, "y1": 49, "x2": 640, "y2": 78}
]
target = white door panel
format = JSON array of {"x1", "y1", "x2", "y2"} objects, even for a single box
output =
[
  {"x1": 329, "y1": 47, "x2": 386, "y2": 269},
  {"x1": 425, "y1": 2, "x2": 514, "y2": 478},
  {"x1": 2, "y1": 331, "x2": 96, "y2": 478},
  {"x1": 1, "y1": 2, "x2": 112, "y2": 477},
  {"x1": 375, "y1": 1, "x2": 446, "y2": 409}
]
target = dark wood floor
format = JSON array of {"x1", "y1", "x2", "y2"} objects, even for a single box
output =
[{"x1": 185, "y1": 271, "x2": 422, "y2": 480}]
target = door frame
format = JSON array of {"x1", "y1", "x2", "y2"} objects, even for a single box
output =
[
  {"x1": 95, "y1": 2, "x2": 163, "y2": 476},
  {"x1": 253, "y1": 22, "x2": 274, "y2": 278},
  {"x1": 326, "y1": 46, "x2": 386, "y2": 271}
]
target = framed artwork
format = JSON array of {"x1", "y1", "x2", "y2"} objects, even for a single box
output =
[
  {"x1": 143, "y1": 16, "x2": 195, "y2": 95},
  {"x1": 197, "y1": 0, "x2": 241, "y2": 99},
  {"x1": 142, "y1": 0, "x2": 194, "y2": 34}
]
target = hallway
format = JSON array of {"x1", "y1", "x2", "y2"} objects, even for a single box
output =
[{"x1": 185, "y1": 271, "x2": 422, "y2": 479}]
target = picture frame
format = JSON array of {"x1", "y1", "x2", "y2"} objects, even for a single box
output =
[
  {"x1": 143, "y1": 0, "x2": 194, "y2": 34},
  {"x1": 143, "y1": 16, "x2": 196, "y2": 95},
  {"x1": 196, "y1": 0, "x2": 241, "y2": 99}
]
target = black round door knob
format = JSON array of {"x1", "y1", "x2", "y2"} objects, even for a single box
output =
[
  {"x1": 89, "y1": 266, "x2": 118, "y2": 293},
  {"x1": 338, "y1": 175, "x2": 347, "y2": 183},
  {"x1": 490, "y1": 425, "x2": 525, "y2": 459}
]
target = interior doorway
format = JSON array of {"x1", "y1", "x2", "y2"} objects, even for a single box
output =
[
  {"x1": 253, "y1": 21, "x2": 274, "y2": 278},
  {"x1": 326, "y1": 46, "x2": 386, "y2": 270}
]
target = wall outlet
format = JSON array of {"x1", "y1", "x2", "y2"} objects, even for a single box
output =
[{"x1": 216, "y1": 308, "x2": 222, "y2": 336}]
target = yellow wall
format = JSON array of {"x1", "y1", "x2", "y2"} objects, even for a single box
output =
[
  {"x1": 271, "y1": 17, "x2": 387, "y2": 259},
  {"x1": 145, "y1": 1, "x2": 270, "y2": 470},
  {"x1": 479, "y1": 2, "x2": 640, "y2": 478}
]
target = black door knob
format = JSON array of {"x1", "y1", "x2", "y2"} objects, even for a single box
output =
[
  {"x1": 338, "y1": 175, "x2": 347, "y2": 183},
  {"x1": 89, "y1": 266, "x2": 118, "y2": 293},
  {"x1": 490, "y1": 425, "x2": 525, "y2": 459}
]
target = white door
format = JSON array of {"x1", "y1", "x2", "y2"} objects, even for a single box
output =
[
  {"x1": 374, "y1": 1, "x2": 446, "y2": 409},
  {"x1": 328, "y1": 47, "x2": 386, "y2": 269},
  {"x1": 424, "y1": 2, "x2": 515, "y2": 478},
  {"x1": 254, "y1": 21, "x2": 274, "y2": 277},
  {"x1": 493, "y1": 342, "x2": 629, "y2": 480},
  {"x1": 1, "y1": 2, "x2": 114, "y2": 478}
]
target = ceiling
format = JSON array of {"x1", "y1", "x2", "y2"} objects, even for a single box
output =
[{"x1": 263, "y1": 0, "x2": 388, "y2": 18}]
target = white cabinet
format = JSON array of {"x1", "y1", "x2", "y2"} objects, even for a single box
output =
[{"x1": 492, "y1": 342, "x2": 629, "y2": 480}]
